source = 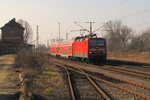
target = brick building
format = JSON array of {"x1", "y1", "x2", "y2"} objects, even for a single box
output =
[{"x1": 0, "y1": 18, "x2": 25, "y2": 53}]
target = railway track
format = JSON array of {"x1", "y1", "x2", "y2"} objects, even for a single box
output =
[
  {"x1": 106, "y1": 59, "x2": 150, "y2": 66},
  {"x1": 60, "y1": 66, "x2": 76, "y2": 100},
  {"x1": 53, "y1": 56, "x2": 150, "y2": 80},
  {"x1": 55, "y1": 63, "x2": 110, "y2": 100},
  {"x1": 61, "y1": 57, "x2": 150, "y2": 79},
  {"x1": 51, "y1": 58, "x2": 150, "y2": 100},
  {"x1": 104, "y1": 65, "x2": 150, "y2": 76},
  {"x1": 94, "y1": 65, "x2": 150, "y2": 79}
]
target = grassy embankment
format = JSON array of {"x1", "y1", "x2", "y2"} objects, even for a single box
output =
[
  {"x1": 108, "y1": 52, "x2": 150, "y2": 63},
  {"x1": 15, "y1": 49, "x2": 69, "y2": 100}
]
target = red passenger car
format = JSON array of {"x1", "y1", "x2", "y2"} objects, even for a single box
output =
[
  {"x1": 59, "y1": 40, "x2": 74, "y2": 58},
  {"x1": 49, "y1": 43, "x2": 56, "y2": 56},
  {"x1": 50, "y1": 43, "x2": 61, "y2": 57}
]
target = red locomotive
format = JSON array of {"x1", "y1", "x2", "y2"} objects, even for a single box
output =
[{"x1": 50, "y1": 34, "x2": 106, "y2": 63}]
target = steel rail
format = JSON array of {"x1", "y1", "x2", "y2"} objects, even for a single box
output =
[
  {"x1": 80, "y1": 62, "x2": 150, "y2": 79},
  {"x1": 87, "y1": 73, "x2": 150, "y2": 100},
  {"x1": 52, "y1": 61, "x2": 150, "y2": 100},
  {"x1": 52, "y1": 59, "x2": 150, "y2": 90},
  {"x1": 106, "y1": 65, "x2": 150, "y2": 76},
  {"x1": 71, "y1": 61, "x2": 150, "y2": 89},
  {"x1": 64, "y1": 65, "x2": 150, "y2": 100},
  {"x1": 57, "y1": 65, "x2": 76, "y2": 100},
  {"x1": 79, "y1": 69, "x2": 111, "y2": 100},
  {"x1": 97, "y1": 66, "x2": 150, "y2": 79},
  {"x1": 80, "y1": 64, "x2": 150, "y2": 90},
  {"x1": 55, "y1": 63, "x2": 110, "y2": 100},
  {"x1": 79, "y1": 64, "x2": 150, "y2": 90},
  {"x1": 57, "y1": 58, "x2": 150, "y2": 79}
]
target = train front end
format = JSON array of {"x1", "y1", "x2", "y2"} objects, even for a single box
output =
[{"x1": 88, "y1": 38, "x2": 106, "y2": 63}]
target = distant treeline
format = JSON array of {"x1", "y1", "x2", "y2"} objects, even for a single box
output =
[{"x1": 103, "y1": 20, "x2": 150, "y2": 52}]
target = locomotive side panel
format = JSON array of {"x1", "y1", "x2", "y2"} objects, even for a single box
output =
[
  {"x1": 83, "y1": 39, "x2": 89, "y2": 58},
  {"x1": 72, "y1": 38, "x2": 89, "y2": 60}
]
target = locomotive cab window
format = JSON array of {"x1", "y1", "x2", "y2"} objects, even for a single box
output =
[
  {"x1": 89, "y1": 40, "x2": 105, "y2": 46},
  {"x1": 97, "y1": 40, "x2": 105, "y2": 46}
]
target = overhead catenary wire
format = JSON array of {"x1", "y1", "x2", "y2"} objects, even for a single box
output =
[
  {"x1": 100, "y1": 0, "x2": 150, "y2": 28},
  {"x1": 132, "y1": 22, "x2": 150, "y2": 27},
  {"x1": 93, "y1": 23, "x2": 108, "y2": 33},
  {"x1": 101, "y1": 0, "x2": 129, "y2": 15},
  {"x1": 74, "y1": 22, "x2": 90, "y2": 32},
  {"x1": 120, "y1": 8, "x2": 150, "y2": 19},
  {"x1": 73, "y1": 22, "x2": 109, "y2": 35}
]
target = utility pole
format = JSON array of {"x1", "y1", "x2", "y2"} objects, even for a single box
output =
[
  {"x1": 86, "y1": 22, "x2": 95, "y2": 34},
  {"x1": 50, "y1": 33, "x2": 52, "y2": 43},
  {"x1": 58, "y1": 22, "x2": 60, "y2": 42},
  {"x1": 66, "y1": 33, "x2": 68, "y2": 40},
  {"x1": 47, "y1": 40, "x2": 49, "y2": 48},
  {"x1": 36, "y1": 25, "x2": 39, "y2": 48}
]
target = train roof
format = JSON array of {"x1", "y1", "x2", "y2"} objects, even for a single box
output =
[
  {"x1": 50, "y1": 34, "x2": 106, "y2": 46},
  {"x1": 50, "y1": 40, "x2": 74, "y2": 47},
  {"x1": 72, "y1": 34, "x2": 105, "y2": 41}
]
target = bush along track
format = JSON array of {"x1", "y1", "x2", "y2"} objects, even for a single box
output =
[
  {"x1": 15, "y1": 49, "x2": 70, "y2": 100},
  {"x1": 15, "y1": 49, "x2": 48, "y2": 100}
]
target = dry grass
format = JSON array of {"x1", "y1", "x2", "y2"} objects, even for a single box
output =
[
  {"x1": 0, "y1": 54, "x2": 20, "y2": 100},
  {"x1": 14, "y1": 50, "x2": 69, "y2": 99},
  {"x1": 15, "y1": 48, "x2": 47, "y2": 72},
  {"x1": 32, "y1": 64, "x2": 69, "y2": 100},
  {"x1": 108, "y1": 51, "x2": 150, "y2": 63},
  {"x1": 0, "y1": 54, "x2": 16, "y2": 65}
]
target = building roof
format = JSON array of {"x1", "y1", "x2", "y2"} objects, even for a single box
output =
[{"x1": 1, "y1": 18, "x2": 25, "y2": 30}]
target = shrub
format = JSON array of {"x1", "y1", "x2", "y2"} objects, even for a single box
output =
[{"x1": 15, "y1": 48, "x2": 47, "y2": 71}]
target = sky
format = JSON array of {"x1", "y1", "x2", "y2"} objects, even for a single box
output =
[{"x1": 0, "y1": 0, "x2": 150, "y2": 44}]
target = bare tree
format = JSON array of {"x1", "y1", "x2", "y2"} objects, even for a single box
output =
[
  {"x1": 140, "y1": 29, "x2": 150, "y2": 51},
  {"x1": 104, "y1": 20, "x2": 133, "y2": 51},
  {"x1": 18, "y1": 19, "x2": 33, "y2": 44},
  {"x1": 38, "y1": 44, "x2": 48, "y2": 51},
  {"x1": 129, "y1": 35, "x2": 141, "y2": 51}
]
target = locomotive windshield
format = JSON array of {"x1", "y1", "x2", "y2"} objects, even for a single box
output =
[{"x1": 89, "y1": 40, "x2": 105, "y2": 46}]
